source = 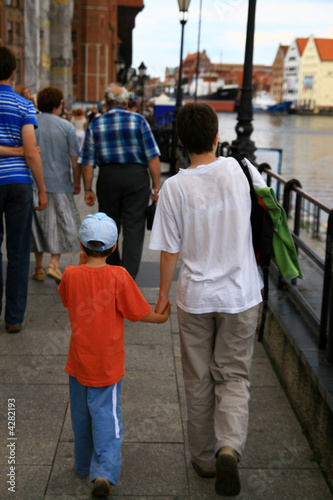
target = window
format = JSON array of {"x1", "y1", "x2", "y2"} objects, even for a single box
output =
[
  {"x1": 7, "y1": 21, "x2": 13, "y2": 44},
  {"x1": 15, "y1": 22, "x2": 20, "y2": 44},
  {"x1": 72, "y1": 75, "x2": 77, "y2": 85},
  {"x1": 15, "y1": 58, "x2": 20, "y2": 84},
  {"x1": 72, "y1": 50, "x2": 76, "y2": 61},
  {"x1": 71, "y1": 31, "x2": 76, "y2": 41},
  {"x1": 6, "y1": 0, "x2": 12, "y2": 6}
]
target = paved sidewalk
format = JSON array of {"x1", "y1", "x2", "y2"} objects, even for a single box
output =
[{"x1": 0, "y1": 174, "x2": 332, "y2": 499}]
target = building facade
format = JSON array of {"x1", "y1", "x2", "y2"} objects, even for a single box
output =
[
  {"x1": 271, "y1": 44, "x2": 288, "y2": 103},
  {"x1": 0, "y1": 0, "x2": 24, "y2": 92},
  {"x1": 298, "y1": 35, "x2": 333, "y2": 109},
  {"x1": 282, "y1": 38, "x2": 308, "y2": 105},
  {"x1": 0, "y1": 0, "x2": 143, "y2": 105}
]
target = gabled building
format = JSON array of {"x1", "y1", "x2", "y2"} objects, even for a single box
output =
[
  {"x1": 271, "y1": 44, "x2": 289, "y2": 103},
  {"x1": 298, "y1": 35, "x2": 333, "y2": 109},
  {"x1": 282, "y1": 38, "x2": 308, "y2": 105}
]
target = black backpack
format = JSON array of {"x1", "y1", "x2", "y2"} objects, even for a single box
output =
[{"x1": 234, "y1": 155, "x2": 274, "y2": 342}]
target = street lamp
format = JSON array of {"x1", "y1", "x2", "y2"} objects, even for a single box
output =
[
  {"x1": 115, "y1": 59, "x2": 126, "y2": 84},
  {"x1": 137, "y1": 61, "x2": 147, "y2": 114},
  {"x1": 229, "y1": 0, "x2": 257, "y2": 161},
  {"x1": 170, "y1": 0, "x2": 191, "y2": 175}
]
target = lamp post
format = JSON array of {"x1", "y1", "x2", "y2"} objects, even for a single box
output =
[
  {"x1": 170, "y1": 0, "x2": 191, "y2": 175},
  {"x1": 115, "y1": 59, "x2": 126, "y2": 84},
  {"x1": 137, "y1": 61, "x2": 147, "y2": 114},
  {"x1": 229, "y1": 0, "x2": 257, "y2": 161}
]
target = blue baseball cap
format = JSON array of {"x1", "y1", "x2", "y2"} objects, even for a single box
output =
[{"x1": 79, "y1": 213, "x2": 118, "y2": 252}]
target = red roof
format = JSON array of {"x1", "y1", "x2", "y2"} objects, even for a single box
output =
[
  {"x1": 314, "y1": 38, "x2": 333, "y2": 61},
  {"x1": 296, "y1": 38, "x2": 308, "y2": 55},
  {"x1": 281, "y1": 45, "x2": 289, "y2": 55}
]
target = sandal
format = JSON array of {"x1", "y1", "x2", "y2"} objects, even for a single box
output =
[
  {"x1": 46, "y1": 263, "x2": 62, "y2": 284},
  {"x1": 32, "y1": 266, "x2": 45, "y2": 281}
]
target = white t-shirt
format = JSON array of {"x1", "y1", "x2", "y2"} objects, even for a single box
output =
[{"x1": 149, "y1": 156, "x2": 267, "y2": 314}]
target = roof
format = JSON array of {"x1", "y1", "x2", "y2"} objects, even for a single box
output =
[
  {"x1": 296, "y1": 38, "x2": 308, "y2": 56},
  {"x1": 281, "y1": 45, "x2": 289, "y2": 55},
  {"x1": 314, "y1": 38, "x2": 333, "y2": 61}
]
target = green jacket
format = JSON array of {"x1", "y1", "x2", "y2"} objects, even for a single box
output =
[{"x1": 255, "y1": 186, "x2": 304, "y2": 280}]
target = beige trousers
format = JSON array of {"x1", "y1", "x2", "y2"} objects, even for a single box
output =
[{"x1": 177, "y1": 305, "x2": 259, "y2": 468}]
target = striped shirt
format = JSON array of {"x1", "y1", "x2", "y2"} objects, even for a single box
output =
[
  {"x1": 0, "y1": 84, "x2": 38, "y2": 185},
  {"x1": 78, "y1": 106, "x2": 160, "y2": 167}
]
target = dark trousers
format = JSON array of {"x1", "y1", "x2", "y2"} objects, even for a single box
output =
[
  {"x1": 96, "y1": 163, "x2": 150, "y2": 279},
  {"x1": 0, "y1": 183, "x2": 33, "y2": 326}
]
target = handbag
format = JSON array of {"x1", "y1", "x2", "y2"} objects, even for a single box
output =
[{"x1": 146, "y1": 202, "x2": 156, "y2": 230}]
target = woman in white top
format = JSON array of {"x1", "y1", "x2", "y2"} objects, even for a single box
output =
[
  {"x1": 149, "y1": 102, "x2": 266, "y2": 497},
  {"x1": 71, "y1": 108, "x2": 87, "y2": 151}
]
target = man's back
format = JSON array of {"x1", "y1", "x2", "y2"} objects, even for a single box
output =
[{"x1": 0, "y1": 85, "x2": 37, "y2": 185}]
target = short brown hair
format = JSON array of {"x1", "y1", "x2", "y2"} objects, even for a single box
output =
[
  {"x1": 176, "y1": 102, "x2": 218, "y2": 154},
  {"x1": 81, "y1": 241, "x2": 114, "y2": 258},
  {"x1": 37, "y1": 87, "x2": 63, "y2": 113},
  {"x1": 0, "y1": 47, "x2": 16, "y2": 80}
]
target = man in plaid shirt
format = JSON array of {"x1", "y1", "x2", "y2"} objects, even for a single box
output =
[{"x1": 78, "y1": 85, "x2": 160, "y2": 279}]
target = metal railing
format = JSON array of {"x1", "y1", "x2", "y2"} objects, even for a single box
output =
[{"x1": 259, "y1": 163, "x2": 333, "y2": 363}]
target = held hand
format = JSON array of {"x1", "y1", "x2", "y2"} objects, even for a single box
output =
[
  {"x1": 35, "y1": 191, "x2": 48, "y2": 211},
  {"x1": 84, "y1": 190, "x2": 96, "y2": 206},
  {"x1": 155, "y1": 297, "x2": 170, "y2": 315},
  {"x1": 73, "y1": 183, "x2": 81, "y2": 195},
  {"x1": 161, "y1": 301, "x2": 172, "y2": 317}
]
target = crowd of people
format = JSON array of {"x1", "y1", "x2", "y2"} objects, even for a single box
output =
[{"x1": 0, "y1": 45, "x2": 268, "y2": 499}]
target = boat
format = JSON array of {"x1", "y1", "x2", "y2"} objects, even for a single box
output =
[
  {"x1": 266, "y1": 101, "x2": 293, "y2": 113},
  {"x1": 183, "y1": 73, "x2": 239, "y2": 112}
]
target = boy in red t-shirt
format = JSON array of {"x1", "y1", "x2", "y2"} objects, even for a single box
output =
[{"x1": 58, "y1": 212, "x2": 170, "y2": 498}]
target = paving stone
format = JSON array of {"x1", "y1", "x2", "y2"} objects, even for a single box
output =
[
  {"x1": 125, "y1": 344, "x2": 174, "y2": 371},
  {"x1": 244, "y1": 387, "x2": 317, "y2": 469},
  {"x1": 0, "y1": 356, "x2": 68, "y2": 384},
  {"x1": 0, "y1": 465, "x2": 51, "y2": 500},
  {"x1": 124, "y1": 319, "x2": 171, "y2": 345},
  {"x1": 188, "y1": 468, "x2": 331, "y2": 500},
  {"x1": 0, "y1": 385, "x2": 68, "y2": 420}
]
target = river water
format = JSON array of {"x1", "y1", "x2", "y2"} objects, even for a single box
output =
[{"x1": 217, "y1": 113, "x2": 333, "y2": 208}]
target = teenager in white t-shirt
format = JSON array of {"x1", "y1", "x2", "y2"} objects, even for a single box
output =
[{"x1": 149, "y1": 102, "x2": 266, "y2": 497}]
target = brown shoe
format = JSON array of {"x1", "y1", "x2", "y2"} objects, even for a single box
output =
[
  {"x1": 6, "y1": 324, "x2": 22, "y2": 334},
  {"x1": 91, "y1": 478, "x2": 111, "y2": 497},
  {"x1": 191, "y1": 458, "x2": 216, "y2": 478},
  {"x1": 215, "y1": 446, "x2": 241, "y2": 496}
]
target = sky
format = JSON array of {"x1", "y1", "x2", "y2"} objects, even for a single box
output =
[{"x1": 132, "y1": 0, "x2": 333, "y2": 79}]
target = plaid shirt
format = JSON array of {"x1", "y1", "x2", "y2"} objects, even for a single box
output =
[{"x1": 78, "y1": 106, "x2": 160, "y2": 167}]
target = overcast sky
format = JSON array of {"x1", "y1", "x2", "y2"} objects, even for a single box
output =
[{"x1": 132, "y1": 0, "x2": 333, "y2": 79}]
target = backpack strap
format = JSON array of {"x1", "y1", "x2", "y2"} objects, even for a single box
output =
[{"x1": 233, "y1": 155, "x2": 269, "y2": 343}]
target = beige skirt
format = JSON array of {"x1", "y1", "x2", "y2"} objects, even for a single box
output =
[{"x1": 31, "y1": 191, "x2": 81, "y2": 254}]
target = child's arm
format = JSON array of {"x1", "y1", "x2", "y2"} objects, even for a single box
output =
[{"x1": 140, "y1": 301, "x2": 171, "y2": 324}]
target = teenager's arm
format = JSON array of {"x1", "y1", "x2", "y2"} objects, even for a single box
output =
[
  {"x1": 140, "y1": 301, "x2": 171, "y2": 324},
  {"x1": 0, "y1": 145, "x2": 24, "y2": 156},
  {"x1": 155, "y1": 250, "x2": 179, "y2": 314}
]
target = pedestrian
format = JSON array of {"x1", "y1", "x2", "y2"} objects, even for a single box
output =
[
  {"x1": 149, "y1": 102, "x2": 267, "y2": 496},
  {"x1": 21, "y1": 86, "x2": 38, "y2": 108},
  {"x1": 79, "y1": 84, "x2": 161, "y2": 279},
  {"x1": 31, "y1": 86, "x2": 81, "y2": 284},
  {"x1": 58, "y1": 212, "x2": 171, "y2": 498},
  {"x1": 0, "y1": 47, "x2": 48, "y2": 334},
  {"x1": 71, "y1": 107, "x2": 87, "y2": 150}
]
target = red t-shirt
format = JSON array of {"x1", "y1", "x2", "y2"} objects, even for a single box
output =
[{"x1": 58, "y1": 265, "x2": 151, "y2": 387}]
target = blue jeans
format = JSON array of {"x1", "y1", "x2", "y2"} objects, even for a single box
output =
[
  {"x1": 69, "y1": 376, "x2": 123, "y2": 485},
  {"x1": 0, "y1": 183, "x2": 33, "y2": 326}
]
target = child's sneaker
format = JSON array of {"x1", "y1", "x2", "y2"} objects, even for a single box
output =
[
  {"x1": 91, "y1": 477, "x2": 111, "y2": 497},
  {"x1": 215, "y1": 446, "x2": 241, "y2": 496}
]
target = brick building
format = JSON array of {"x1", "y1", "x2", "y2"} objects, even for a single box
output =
[
  {"x1": 72, "y1": 0, "x2": 143, "y2": 103},
  {"x1": 0, "y1": 0, "x2": 24, "y2": 93}
]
